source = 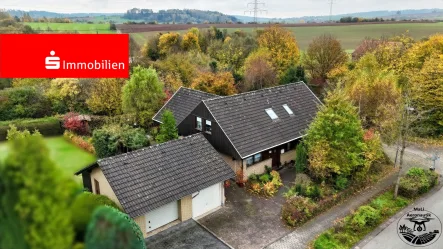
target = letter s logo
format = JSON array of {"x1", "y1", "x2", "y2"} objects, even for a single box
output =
[{"x1": 46, "y1": 51, "x2": 60, "y2": 70}]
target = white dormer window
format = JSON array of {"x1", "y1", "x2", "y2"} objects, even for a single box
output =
[
  {"x1": 265, "y1": 108, "x2": 278, "y2": 120},
  {"x1": 283, "y1": 104, "x2": 294, "y2": 115}
]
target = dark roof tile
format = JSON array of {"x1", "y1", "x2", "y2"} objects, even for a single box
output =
[
  {"x1": 153, "y1": 87, "x2": 217, "y2": 125},
  {"x1": 98, "y1": 133, "x2": 234, "y2": 218},
  {"x1": 203, "y1": 82, "x2": 321, "y2": 158}
]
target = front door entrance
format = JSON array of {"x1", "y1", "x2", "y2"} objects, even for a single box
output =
[{"x1": 271, "y1": 148, "x2": 281, "y2": 169}]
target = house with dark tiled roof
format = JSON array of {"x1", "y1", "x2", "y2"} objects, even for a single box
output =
[
  {"x1": 152, "y1": 87, "x2": 217, "y2": 136},
  {"x1": 155, "y1": 82, "x2": 322, "y2": 178},
  {"x1": 75, "y1": 133, "x2": 234, "y2": 238}
]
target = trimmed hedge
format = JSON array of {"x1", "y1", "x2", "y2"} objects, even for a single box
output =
[{"x1": 0, "y1": 117, "x2": 63, "y2": 141}]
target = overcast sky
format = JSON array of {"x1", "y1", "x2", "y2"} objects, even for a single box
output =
[{"x1": 1, "y1": 0, "x2": 442, "y2": 18}]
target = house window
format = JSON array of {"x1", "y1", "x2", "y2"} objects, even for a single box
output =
[
  {"x1": 281, "y1": 148, "x2": 285, "y2": 154},
  {"x1": 246, "y1": 153, "x2": 263, "y2": 167},
  {"x1": 283, "y1": 104, "x2": 294, "y2": 115},
  {"x1": 265, "y1": 108, "x2": 279, "y2": 120},
  {"x1": 196, "y1": 117, "x2": 202, "y2": 130},
  {"x1": 94, "y1": 179, "x2": 100, "y2": 195},
  {"x1": 205, "y1": 120, "x2": 212, "y2": 133},
  {"x1": 254, "y1": 153, "x2": 262, "y2": 162},
  {"x1": 246, "y1": 157, "x2": 254, "y2": 167}
]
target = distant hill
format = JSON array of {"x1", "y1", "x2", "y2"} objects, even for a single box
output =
[
  {"x1": 5, "y1": 8, "x2": 442, "y2": 24},
  {"x1": 235, "y1": 8, "x2": 443, "y2": 23},
  {"x1": 6, "y1": 10, "x2": 121, "y2": 19},
  {"x1": 122, "y1": 8, "x2": 239, "y2": 24}
]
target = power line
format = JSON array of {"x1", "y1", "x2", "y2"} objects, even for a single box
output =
[
  {"x1": 244, "y1": 0, "x2": 267, "y2": 23},
  {"x1": 328, "y1": 0, "x2": 336, "y2": 22}
]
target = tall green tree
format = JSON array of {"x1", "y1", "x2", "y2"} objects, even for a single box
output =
[
  {"x1": 122, "y1": 66, "x2": 165, "y2": 128},
  {"x1": 0, "y1": 128, "x2": 76, "y2": 249},
  {"x1": 280, "y1": 65, "x2": 307, "y2": 85},
  {"x1": 305, "y1": 89, "x2": 366, "y2": 180},
  {"x1": 85, "y1": 206, "x2": 146, "y2": 249},
  {"x1": 156, "y1": 110, "x2": 179, "y2": 143},
  {"x1": 294, "y1": 142, "x2": 307, "y2": 173}
]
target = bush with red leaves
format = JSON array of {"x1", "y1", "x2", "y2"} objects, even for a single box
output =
[{"x1": 63, "y1": 112, "x2": 89, "y2": 135}]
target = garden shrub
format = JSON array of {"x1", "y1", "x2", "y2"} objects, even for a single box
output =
[
  {"x1": 0, "y1": 117, "x2": 62, "y2": 141},
  {"x1": 281, "y1": 196, "x2": 319, "y2": 227},
  {"x1": 92, "y1": 124, "x2": 149, "y2": 158},
  {"x1": 313, "y1": 190, "x2": 413, "y2": 249},
  {"x1": 314, "y1": 232, "x2": 342, "y2": 249},
  {"x1": 64, "y1": 131, "x2": 95, "y2": 154},
  {"x1": 398, "y1": 167, "x2": 438, "y2": 198},
  {"x1": 85, "y1": 206, "x2": 146, "y2": 249},
  {"x1": 248, "y1": 174, "x2": 259, "y2": 182},
  {"x1": 71, "y1": 192, "x2": 121, "y2": 242},
  {"x1": 270, "y1": 170, "x2": 283, "y2": 188},
  {"x1": 259, "y1": 173, "x2": 271, "y2": 183},
  {"x1": 263, "y1": 182, "x2": 278, "y2": 196},
  {"x1": 72, "y1": 243, "x2": 85, "y2": 249},
  {"x1": 247, "y1": 170, "x2": 282, "y2": 197},
  {"x1": 0, "y1": 87, "x2": 52, "y2": 121},
  {"x1": 63, "y1": 112, "x2": 89, "y2": 135},
  {"x1": 335, "y1": 176, "x2": 349, "y2": 190},
  {"x1": 350, "y1": 205, "x2": 381, "y2": 230},
  {"x1": 295, "y1": 142, "x2": 307, "y2": 173}
]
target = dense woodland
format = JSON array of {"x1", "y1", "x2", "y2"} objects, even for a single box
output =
[{"x1": 123, "y1": 8, "x2": 239, "y2": 24}]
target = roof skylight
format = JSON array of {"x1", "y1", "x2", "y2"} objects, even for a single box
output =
[
  {"x1": 283, "y1": 104, "x2": 294, "y2": 115},
  {"x1": 265, "y1": 108, "x2": 279, "y2": 120}
]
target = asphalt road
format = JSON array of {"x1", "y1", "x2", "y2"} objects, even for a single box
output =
[{"x1": 360, "y1": 145, "x2": 443, "y2": 249}]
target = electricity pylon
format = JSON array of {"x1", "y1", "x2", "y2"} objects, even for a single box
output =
[{"x1": 245, "y1": 0, "x2": 267, "y2": 23}]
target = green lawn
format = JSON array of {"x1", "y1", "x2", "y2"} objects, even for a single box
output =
[
  {"x1": 0, "y1": 136, "x2": 97, "y2": 178},
  {"x1": 131, "y1": 22, "x2": 443, "y2": 50},
  {"x1": 25, "y1": 22, "x2": 116, "y2": 34}
]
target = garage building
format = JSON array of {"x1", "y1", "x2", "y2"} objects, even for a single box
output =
[{"x1": 75, "y1": 133, "x2": 235, "y2": 237}]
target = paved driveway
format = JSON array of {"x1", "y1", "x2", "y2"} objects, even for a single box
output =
[
  {"x1": 198, "y1": 167, "x2": 296, "y2": 249},
  {"x1": 145, "y1": 220, "x2": 230, "y2": 249}
]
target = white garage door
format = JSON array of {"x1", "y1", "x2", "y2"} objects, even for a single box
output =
[
  {"x1": 145, "y1": 201, "x2": 178, "y2": 232},
  {"x1": 192, "y1": 183, "x2": 222, "y2": 218}
]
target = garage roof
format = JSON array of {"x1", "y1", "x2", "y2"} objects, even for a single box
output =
[{"x1": 95, "y1": 133, "x2": 235, "y2": 218}]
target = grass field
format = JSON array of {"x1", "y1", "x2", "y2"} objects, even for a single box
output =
[
  {"x1": 130, "y1": 22, "x2": 443, "y2": 50},
  {"x1": 25, "y1": 22, "x2": 116, "y2": 34},
  {"x1": 0, "y1": 136, "x2": 97, "y2": 179}
]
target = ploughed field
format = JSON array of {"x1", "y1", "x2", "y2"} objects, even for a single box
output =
[{"x1": 124, "y1": 21, "x2": 443, "y2": 50}]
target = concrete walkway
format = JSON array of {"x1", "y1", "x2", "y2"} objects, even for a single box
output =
[{"x1": 264, "y1": 172, "x2": 398, "y2": 249}]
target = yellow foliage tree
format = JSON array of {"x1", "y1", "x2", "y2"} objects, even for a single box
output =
[
  {"x1": 12, "y1": 78, "x2": 51, "y2": 90},
  {"x1": 191, "y1": 71, "x2": 237, "y2": 96},
  {"x1": 158, "y1": 32, "x2": 181, "y2": 56},
  {"x1": 86, "y1": 78, "x2": 126, "y2": 115},
  {"x1": 47, "y1": 78, "x2": 82, "y2": 111},
  {"x1": 344, "y1": 53, "x2": 401, "y2": 131},
  {"x1": 409, "y1": 53, "x2": 443, "y2": 135},
  {"x1": 182, "y1": 32, "x2": 200, "y2": 51},
  {"x1": 257, "y1": 25, "x2": 300, "y2": 77}
]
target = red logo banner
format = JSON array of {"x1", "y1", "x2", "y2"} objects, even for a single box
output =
[{"x1": 0, "y1": 34, "x2": 129, "y2": 78}]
